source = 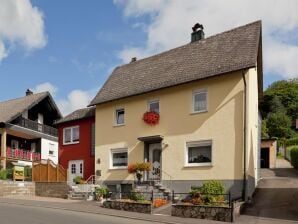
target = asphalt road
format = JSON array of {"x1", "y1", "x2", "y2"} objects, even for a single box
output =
[{"x1": 0, "y1": 203, "x2": 155, "y2": 224}]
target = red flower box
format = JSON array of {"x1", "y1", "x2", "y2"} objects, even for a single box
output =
[{"x1": 143, "y1": 111, "x2": 159, "y2": 125}]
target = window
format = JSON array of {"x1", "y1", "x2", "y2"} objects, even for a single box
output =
[
  {"x1": 186, "y1": 140, "x2": 212, "y2": 166},
  {"x1": 79, "y1": 163, "x2": 83, "y2": 174},
  {"x1": 148, "y1": 99, "x2": 159, "y2": 113},
  {"x1": 71, "y1": 164, "x2": 76, "y2": 174},
  {"x1": 110, "y1": 149, "x2": 128, "y2": 169},
  {"x1": 91, "y1": 123, "x2": 95, "y2": 156},
  {"x1": 115, "y1": 108, "x2": 125, "y2": 125},
  {"x1": 49, "y1": 143, "x2": 55, "y2": 156},
  {"x1": 192, "y1": 89, "x2": 207, "y2": 113},
  {"x1": 63, "y1": 126, "x2": 80, "y2": 144}
]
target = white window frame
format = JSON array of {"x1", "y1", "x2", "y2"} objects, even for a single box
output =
[
  {"x1": 148, "y1": 99, "x2": 160, "y2": 113},
  {"x1": 63, "y1": 126, "x2": 80, "y2": 145},
  {"x1": 192, "y1": 89, "x2": 208, "y2": 114},
  {"x1": 185, "y1": 140, "x2": 213, "y2": 167},
  {"x1": 110, "y1": 148, "x2": 128, "y2": 169},
  {"x1": 49, "y1": 143, "x2": 55, "y2": 156},
  {"x1": 115, "y1": 108, "x2": 125, "y2": 126}
]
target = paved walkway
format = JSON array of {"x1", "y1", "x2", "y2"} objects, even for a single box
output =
[
  {"x1": 0, "y1": 196, "x2": 223, "y2": 224},
  {"x1": 241, "y1": 159, "x2": 298, "y2": 223}
]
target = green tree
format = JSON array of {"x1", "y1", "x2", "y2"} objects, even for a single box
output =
[
  {"x1": 263, "y1": 78, "x2": 298, "y2": 120},
  {"x1": 261, "y1": 119, "x2": 269, "y2": 139},
  {"x1": 267, "y1": 112, "x2": 294, "y2": 138}
]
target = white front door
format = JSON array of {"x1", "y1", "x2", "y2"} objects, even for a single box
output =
[
  {"x1": 68, "y1": 160, "x2": 84, "y2": 182},
  {"x1": 148, "y1": 143, "x2": 161, "y2": 180}
]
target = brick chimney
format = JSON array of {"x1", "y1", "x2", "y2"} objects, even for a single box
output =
[
  {"x1": 191, "y1": 23, "x2": 204, "y2": 43},
  {"x1": 26, "y1": 89, "x2": 33, "y2": 96}
]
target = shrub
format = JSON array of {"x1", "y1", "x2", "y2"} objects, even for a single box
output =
[
  {"x1": 129, "y1": 189, "x2": 145, "y2": 202},
  {"x1": 200, "y1": 180, "x2": 226, "y2": 195},
  {"x1": 0, "y1": 169, "x2": 8, "y2": 180},
  {"x1": 200, "y1": 181, "x2": 226, "y2": 205},
  {"x1": 24, "y1": 166, "x2": 32, "y2": 178},
  {"x1": 73, "y1": 176, "x2": 82, "y2": 184},
  {"x1": 286, "y1": 137, "x2": 298, "y2": 146},
  {"x1": 94, "y1": 186, "x2": 109, "y2": 200},
  {"x1": 6, "y1": 168, "x2": 13, "y2": 179},
  {"x1": 290, "y1": 146, "x2": 298, "y2": 168}
]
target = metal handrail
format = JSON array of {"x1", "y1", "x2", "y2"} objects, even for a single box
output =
[{"x1": 86, "y1": 175, "x2": 96, "y2": 184}]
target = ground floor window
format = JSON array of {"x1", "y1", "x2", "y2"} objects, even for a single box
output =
[
  {"x1": 186, "y1": 140, "x2": 212, "y2": 166},
  {"x1": 110, "y1": 149, "x2": 128, "y2": 169}
]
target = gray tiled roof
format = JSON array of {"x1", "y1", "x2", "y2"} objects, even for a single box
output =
[
  {"x1": 90, "y1": 21, "x2": 261, "y2": 106},
  {"x1": 55, "y1": 107, "x2": 95, "y2": 125},
  {"x1": 0, "y1": 92, "x2": 52, "y2": 123}
]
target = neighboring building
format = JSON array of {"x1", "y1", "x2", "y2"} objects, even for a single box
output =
[
  {"x1": 0, "y1": 90, "x2": 62, "y2": 169},
  {"x1": 260, "y1": 139, "x2": 277, "y2": 169},
  {"x1": 90, "y1": 21, "x2": 263, "y2": 199},
  {"x1": 56, "y1": 107, "x2": 95, "y2": 181}
]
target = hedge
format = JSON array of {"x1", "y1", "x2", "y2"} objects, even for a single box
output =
[
  {"x1": 290, "y1": 146, "x2": 298, "y2": 168},
  {"x1": 286, "y1": 137, "x2": 298, "y2": 146}
]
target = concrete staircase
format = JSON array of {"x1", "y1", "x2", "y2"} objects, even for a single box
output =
[
  {"x1": 67, "y1": 184, "x2": 97, "y2": 200},
  {"x1": 135, "y1": 181, "x2": 171, "y2": 201}
]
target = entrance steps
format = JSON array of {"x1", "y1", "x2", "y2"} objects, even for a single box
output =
[
  {"x1": 135, "y1": 181, "x2": 171, "y2": 201},
  {"x1": 67, "y1": 184, "x2": 98, "y2": 200}
]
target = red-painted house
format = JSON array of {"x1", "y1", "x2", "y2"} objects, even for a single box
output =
[{"x1": 56, "y1": 107, "x2": 95, "y2": 182}]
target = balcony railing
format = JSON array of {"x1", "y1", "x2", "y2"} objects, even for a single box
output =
[
  {"x1": 6, "y1": 147, "x2": 41, "y2": 161},
  {"x1": 14, "y1": 117, "x2": 58, "y2": 137}
]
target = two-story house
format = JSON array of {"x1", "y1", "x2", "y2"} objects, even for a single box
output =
[
  {"x1": 56, "y1": 107, "x2": 95, "y2": 182},
  {"x1": 0, "y1": 90, "x2": 62, "y2": 169},
  {"x1": 89, "y1": 21, "x2": 263, "y2": 200}
]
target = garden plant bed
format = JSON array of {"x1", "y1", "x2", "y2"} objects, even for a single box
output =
[
  {"x1": 102, "y1": 199, "x2": 152, "y2": 214},
  {"x1": 172, "y1": 203, "x2": 233, "y2": 222}
]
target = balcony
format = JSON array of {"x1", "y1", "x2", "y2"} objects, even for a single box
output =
[
  {"x1": 14, "y1": 117, "x2": 58, "y2": 137},
  {"x1": 6, "y1": 147, "x2": 41, "y2": 162}
]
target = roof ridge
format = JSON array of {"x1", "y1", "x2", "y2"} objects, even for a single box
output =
[
  {"x1": 0, "y1": 91, "x2": 48, "y2": 104},
  {"x1": 115, "y1": 20, "x2": 261, "y2": 69}
]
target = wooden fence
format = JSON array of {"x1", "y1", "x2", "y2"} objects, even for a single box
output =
[{"x1": 32, "y1": 159, "x2": 67, "y2": 182}]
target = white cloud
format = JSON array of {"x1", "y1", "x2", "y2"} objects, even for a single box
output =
[
  {"x1": 56, "y1": 89, "x2": 96, "y2": 116},
  {"x1": 0, "y1": 0, "x2": 47, "y2": 61},
  {"x1": 32, "y1": 83, "x2": 97, "y2": 116},
  {"x1": 114, "y1": 0, "x2": 298, "y2": 78},
  {"x1": 32, "y1": 82, "x2": 58, "y2": 97}
]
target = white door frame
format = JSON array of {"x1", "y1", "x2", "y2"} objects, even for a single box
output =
[
  {"x1": 68, "y1": 160, "x2": 84, "y2": 182},
  {"x1": 148, "y1": 143, "x2": 162, "y2": 180}
]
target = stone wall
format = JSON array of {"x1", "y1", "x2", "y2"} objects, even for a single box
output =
[
  {"x1": 35, "y1": 182, "x2": 71, "y2": 199},
  {"x1": 0, "y1": 181, "x2": 35, "y2": 197},
  {"x1": 103, "y1": 200, "x2": 152, "y2": 214},
  {"x1": 172, "y1": 204, "x2": 233, "y2": 222}
]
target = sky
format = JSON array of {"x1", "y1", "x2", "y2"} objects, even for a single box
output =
[{"x1": 0, "y1": 0, "x2": 297, "y2": 115}]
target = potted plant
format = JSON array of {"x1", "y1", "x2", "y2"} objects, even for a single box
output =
[
  {"x1": 94, "y1": 186, "x2": 109, "y2": 202},
  {"x1": 128, "y1": 162, "x2": 151, "y2": 183}
]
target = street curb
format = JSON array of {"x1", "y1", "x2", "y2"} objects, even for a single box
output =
[{"x1": 0, "y1": 200, "x2": 186, "y2": 224}]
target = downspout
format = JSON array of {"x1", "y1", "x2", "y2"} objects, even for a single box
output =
[{"x1": 242, "y1": 70, "x2": 247, "y2": 201}]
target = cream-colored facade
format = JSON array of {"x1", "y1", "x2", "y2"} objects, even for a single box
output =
[{"x1": 95, "y1": 68, "x2": 260, "y2": 197}]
